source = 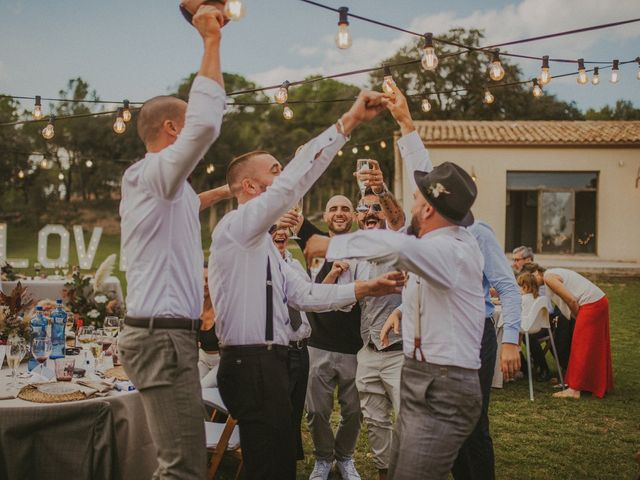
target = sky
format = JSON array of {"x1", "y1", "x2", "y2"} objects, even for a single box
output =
[{"x1": 0, "y1": 0, "x2": 639, "y2": 113}]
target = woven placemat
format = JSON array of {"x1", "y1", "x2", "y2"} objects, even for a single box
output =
[
  {"x1": 18, "y1": 384, "x2": 88, "y2": 403},
  {"x1": 104, "y1": 365, "x2": 129, "y2": 381}
]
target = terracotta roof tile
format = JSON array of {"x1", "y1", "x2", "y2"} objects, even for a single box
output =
[{"x1": 414, "y1": 121, "x2": 640, "y2": 146}]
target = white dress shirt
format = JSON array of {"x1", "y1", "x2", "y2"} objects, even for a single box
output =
[
  {"x1": 120, "y1": 76, "x2": 225, "y2": 319},
  {"x1": 327, "y1": 226, "x2": 486, "y2": 370},
  {"x1": 283, "y1": 251, "x2": 312, "y2": 342},
  {"x1": 209, "y1": 125, "x2": 358, "y2": 347}
]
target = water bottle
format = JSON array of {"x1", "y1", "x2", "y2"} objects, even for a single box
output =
[
  {"x1": 50, "y1": 299, "x2": 67, "y2": 359},
  {"x1": 28, "y1": 306, "x2": 48, "y2": 371}
]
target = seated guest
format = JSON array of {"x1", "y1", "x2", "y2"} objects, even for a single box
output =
[
  {"x1": 199, "y1": 265, "x2": 220, "y2": 387},
  {"x1": 517, "y1": 272, "x2": 551, "y2": 381},
  {"x1": 527, "y1": 264, "x2": 614, "y2": 399},
  {"x1": 512, "y1": 246, "x2": 534, "y2": 274}
]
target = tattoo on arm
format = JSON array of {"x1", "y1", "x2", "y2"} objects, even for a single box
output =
[{"x1": 380, "y1": 192, "x2": 406, "y2": 231}]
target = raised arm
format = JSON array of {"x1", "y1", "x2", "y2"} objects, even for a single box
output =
[
  {"x1": 199, "y1": 184, "x2": 232, "y2": 211},
  {"x1": 355, "y1": 159, "x2": 405, "y2": 230}
]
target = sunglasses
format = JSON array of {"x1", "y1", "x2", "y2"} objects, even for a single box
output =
[{"x1": 357, "y1": 203, "x2": 382, "y2": 213}]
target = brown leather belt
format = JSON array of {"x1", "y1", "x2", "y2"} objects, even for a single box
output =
[
  {"x1": 124, "y1": 316, "x2": 201, "y2": 331},
  {"x1": 367, "y1": 341, "x2": 403, "y2": 353}
]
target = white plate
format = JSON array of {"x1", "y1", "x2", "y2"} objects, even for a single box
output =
[{"x1": 36, "y1": 383, "x2": 81, "y2": 395}]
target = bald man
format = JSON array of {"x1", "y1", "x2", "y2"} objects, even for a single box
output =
[
  {"x1": 117, "y1": 6, "x2": 226, "y2": 479},
  {"x1": 294, "y1": 195, "x2": 364, "y2": 480}
]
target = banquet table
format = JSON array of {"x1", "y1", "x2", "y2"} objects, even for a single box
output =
[
  {"x1": 0, "y1": 275, "x2": 124, "y2": 303},
  {"x1": 0, "y1": 363, "x2": 157, "y2": 480}
]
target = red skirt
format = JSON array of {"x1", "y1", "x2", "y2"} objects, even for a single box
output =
[{"x1": 565, "y1": 296, "x2": 614, "y2": 397}]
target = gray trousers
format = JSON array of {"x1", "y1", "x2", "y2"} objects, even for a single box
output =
[
  {"x1": 119, "y1": 326, "x2": 206, "y2": 480},
  {"x1": 355, "y1": 345, "x2": 403, "y2": 470},
  {"x1": 306, "y1": 346, "x2": 362, "y2": 461},
  {"x1": 388, "y1": 358, "x2": 482, "y2": 480}
]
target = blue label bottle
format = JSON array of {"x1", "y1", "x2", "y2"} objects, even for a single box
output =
[
  {"x1": 28, "y1": 305, "x2": 48, "y2": 371},
  {"x1": 50, "y1": 299, "x2": 67, "y2": 359}
]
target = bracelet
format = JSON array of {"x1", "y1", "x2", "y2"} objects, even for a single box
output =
[
  {"x1": 336, "y1": 117, "x2": 351, "y2": 141},
  {"x1": 374, "y1": 183, "x2": 388, "y2": 197}
]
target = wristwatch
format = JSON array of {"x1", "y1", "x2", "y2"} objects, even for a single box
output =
[{"x1": 374, "y1": 185, "x2": 388, "y2": 197}]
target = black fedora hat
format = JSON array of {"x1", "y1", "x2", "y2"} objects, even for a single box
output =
[{"x1": 413, "y1": 162, "x2": 476, "y2": 227}]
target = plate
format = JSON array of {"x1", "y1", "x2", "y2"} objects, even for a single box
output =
[{"x1": 36, "y1": 383, "x2": 81, "y2": 395}]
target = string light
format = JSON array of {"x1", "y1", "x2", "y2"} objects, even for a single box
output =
[
  {"x1": 532, "y1": 78, "x2": 543, "y2": 97},
  {"x1": 352, "y1": 147, "x2": 358, "y2": 154},
  {"x1": 335, "y1": 7, "x2": 352, "y2": 49},
  {"x1": 483, "y1": 89, "x2": 495, "y2": 104},
  {"x1": 58, "y1": 173, "x2": 64, "y2": 181},
  {"x1": 382, "y1": 65, "x2": 396, "y2": 95},
  {"x1": 275, "y1": 81, "x2": 290, "y2": 104},
  {"x1": 539, "y1": 55, "x2": 551, "y2": 86},
  {"x1": 421, "y1": 98, "x2": 432, "y2": 112},
  {"x1": 379, "y1": 140, "x2": 387, "y2": 149},
  {"x1": 364, "y1": 145, "x2": 370, "y2": 151},
  {"x1": 636, "y1": 57, "x2": 640, "y2": 80},
  {"x1": 33, "y1": 95, "x2": 43, "y2": 120},
  {"x1": 122, "y1": 100, "x2": 132, "y2": 123},
  {"x1": 283, "y1": 104, "x2": 294, "y2": 120},
  {"x1": 489, "y1": 51, "x2": 505, "y2": 81},
  {"x1": 576, "y1": 58, "x2": 588, "y2": 84},
  {"x1": 40, "y1": 159, "x2": 49, "y2": 169},
  {"x1": 18, "y1": 170, "x2": 25, "y2": 179},
  {"x1": 42, "y1": 115, "x2": 55, "y2": 140},
  {"x1": 224, "y1": 0, "x2": 245, "y2": 21},
  {"x1": 113, "y1": 108, "x2": 126, "y2": 134},
  {"x1": 610, "y1": 59, "x2": 620, "y2": 83},
  {"x1": 421, "y1": 33, "x2": 438, "y2": 71},
  {"x1": 85, "y1": 160, "x2": 93, "y2": 168},
  {"x1": 337, "y1": 150, "x2": 343, "y2": 156},
  {"x1": 591, "y1": 67, "x2": 600, "y2": 85},
  {"x1": 206, "y1": 164, "x2": 215, "y2": 175}
]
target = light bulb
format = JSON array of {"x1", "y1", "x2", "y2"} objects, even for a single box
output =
[
  {"x1": 122, "y1": 100, "x2": 132, "y2": 122},
  {"x1": 532, "y1": 79, "x2": 543, "y2": 98},
  {"x1": 421, "y1": 33, "x2": 438, "y2": 71},
  {"x1": 352, "y1": 147, "x2": 358, "y2": 154},
  {"x1": 337, "y1": 150, "x2": 343, "y2": 157},
  {"x1": 224, "y1": 0, "x2": 245, "y2": 21},
  {"x1": 335, "y1": 7, "x2": 352, "y2": 49},
  {"x1": 380, "y1": 140, "x2": 387, "y2": 149},
  {"x1": 33, "y1": 95, "x2": 43, "y2": 120},
  {"x1": 58, "y1": 173, "x2": 64, "y2": 181},
  {"x1": 382, "y1": 65, "x2": 396, "y2": 95},
  {"x1": 18, "y1": 170, "x2": 25, "y2": 179},
  {"x1": 42, "y1": 116, "x2": 55, "y2": 140},
  {"x1": 283, "y1": 104, "x2": 293, "y2": 120},
  {"x1": 364, "y1": 145, "x2": 370, "y2": 151},
  {"x1": 483, "y1": 89, "x2": 495, "y2": 104},
  {"x1": 576, "y1": 58, "x2": 588, "y2": 85},
  {"x1": 592, "y1": 67, "x2": 600, "y2": 85},
  {"x1": 274, "y1": 81, "x2": 289, "y2": 104},
  {"x1": 610, "y1": 59, "x2": 619, "y2": 83},
  {"x1": 85, "y1": 160, "x2": 93, "y2": 168},
  {"x1": 489, "y1": 51, "x2": 505, "y2": 81},
  {"x1": 539, "y1": 55, "x2": 551, "y2": 86},
  {"x1": 636, "y1": 57, "x2": 640, "y2": 80},
  {"x1": 113, "y1": 108, "x2": 126, "y2": 134},
  {"x1": 421, "y1": 98, "x2": 432, "y2": 112},
  {"x1": 40, "y1": 159, "x2": 48, "y2": 169}
]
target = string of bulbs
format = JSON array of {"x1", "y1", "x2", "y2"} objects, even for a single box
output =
[{"x1": 0, "y1": 0, "x2": 638, "y2": 138}]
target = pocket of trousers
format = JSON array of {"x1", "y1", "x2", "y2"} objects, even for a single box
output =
[
  {"x1": 119, "y1": 330, "x2": 178, "y2": 390},
  {"x1": 217, "y1": 356, "x2": 264, "y2": 421}
]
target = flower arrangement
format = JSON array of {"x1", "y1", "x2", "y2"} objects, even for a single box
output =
[
  {"x1": 0, "y1": 282, "x2": 34, "y2": 343},
  {"x1": 0, "y1": 260, "x2": 19, "y2": 281}
]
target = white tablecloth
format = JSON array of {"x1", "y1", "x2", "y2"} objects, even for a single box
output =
[{"x1": 0, "y1": 276, "x2": 124, "y2": 303}]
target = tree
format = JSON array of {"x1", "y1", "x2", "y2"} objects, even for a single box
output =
[{"x1": 585, "y1": 100, "x2": 640, "y2": 120}]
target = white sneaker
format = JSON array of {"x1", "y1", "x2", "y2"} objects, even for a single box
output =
[
  {"x1": 336, "y1": 458, "x2": 361, "y2": 480},
  {"x1": 309, "y1": 459, "x2": 334, "y2": 480}
]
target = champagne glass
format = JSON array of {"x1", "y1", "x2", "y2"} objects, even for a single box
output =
[
  {"x1": 31, "y1": 337, "x2": 53, "y2": 378},
  {"x1": 104, "y1": 316, "x2": 120, "y2": 338},
  {"x1": 61, "y1": 263, "x2": 69, "y2": 277},
  {"x1": 34, "y1": 262, "x2": 42, "y2": 279},
  {"x1": 78, "y1": 326, "x2": 95, "y2": 349},
  {"x1": 356, "y1": 159, "x2": 371, "y2": 199},
  {"x1": 289, "y1": 197, "x2": 303, "y2": 241},
  {"x1": 92, "y1": 329, "x2": 106, "y2": 367},
  {"x1": 6, "y1": 338, "x2": 28, "y2": 388}
]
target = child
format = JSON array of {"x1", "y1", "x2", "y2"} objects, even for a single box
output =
[{"x1": 517, "y1": 272, "x2": 551, "y2": 381}]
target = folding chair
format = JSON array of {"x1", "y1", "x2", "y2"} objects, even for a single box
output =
[{"x1": 202, "y1": 388, "x2": 243, "y2": 479}]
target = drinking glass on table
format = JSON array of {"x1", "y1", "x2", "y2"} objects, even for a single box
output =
[
  {"x1": 78, "y1": 326, "x2": 95, "y2": 349},
  {"x1": 289, "y1": 197, "x2": 303, "y2": 241},
  {"x1": 92, "y1": 329, "x2": 108, "y2": 366},
  {"x1": 356, "y1": 159, "x2": 371, "y2": 199},
  {"x1": 31, "y1": 337, "x2": 53, "y2": 378},
  {"x1": 61, "y1": 263, "x2": 69, "y2": 277},
  {"x1": 104, "y1": 316, "x2": 120, "y2": 338},
  {"x1": 6, "y1": 338, "x2": 28, "y2": 388}
]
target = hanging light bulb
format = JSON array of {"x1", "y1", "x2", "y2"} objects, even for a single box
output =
[
  {"x1": 592, "y1": 67, "x2": 600, "y2": 85},
  {"x1": 335, "y1": 7, "x2": 352, "y2": 49},
  {"x1": 283, "y1": 104, "x2": 294, "y2": 120},
  {"x1": 58, "y1": 173, "x2": 65, "y2": 181},
  {"x1": 206, "y1": 164, "x2": 215, "y2": 175},
  {"x1": 576, "y1": 58, "x2": 588, "y2": 85},
  {"x1": 421, "y1": 98, "x2": 432, "y2": 112},
  {"x1": 224, "y1": 0, "x2": 245, "y2": 21},
  {"x1": 636, "y1": 57, "x2": 640, "y2": 80},
  {"x1": 274, "y1": 81, "x2": 290, "y2": 104},
  {"x1": 122, "y1": 99, "x2": 132, "y2": 123},
  {"x1": 352, "y1": 147, "x2": 358, "y2": 154},
  {"x1": 532, "y1": 79, "x2": 543, "y2": 98},
  {"x1": 539, "y1": 55, "x2": 551, "y2": 86},
  {"x1": 42, "y1": 115, "x2": 55, "y2": 140},
  {"x1": 337, "y1": 150, "x2": 343, "y2": 157},
  {"x1": 483, "y1": 89, "x2": 495, "y2": 104},
  {"x1": 33, "y1": 95, "x2": 43, "y2": 120},
  {"x1": 382, "y1": 65, "x2": 396, "y2": 95},
  {"x1": 40, "y1": 159, "x2": 49, "y2": 169},
  {"x1": 489, "y1": 51, "x2": 505, "y2": 81},
  {"x1": 420, "y1": 33, "x2": 438, "y2": 71},
  {"x1": 364, "y1": 145, "x2": 370, "y2": 152},
  {"x1": 85, "y1": 160, "x2": 93, "y2": 168},
  {"x1": 113, "y1": 108, "x2": 126, "y2": 134},
  {"x1": 610, "y1": 59, "x2": 620, "y2": 83},
  {"x1": 380, "y1": 140, "x2": 387, "y2": 149},
  {"x1": 18, "y1": 170, "x2": 25, "y2": 179}
]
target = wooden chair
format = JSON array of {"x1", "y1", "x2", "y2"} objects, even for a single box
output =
[{"x1": 202, "y1": 388, "x2": 243, "y2": 479}]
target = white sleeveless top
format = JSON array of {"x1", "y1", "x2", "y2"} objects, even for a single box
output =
[{"x1": 544, "y1": 268, "x2": 605, "y2": 318}]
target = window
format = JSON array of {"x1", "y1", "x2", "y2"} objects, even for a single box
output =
[{"x1": 506, "y1": 172, "x2": 597, "y2": 254}]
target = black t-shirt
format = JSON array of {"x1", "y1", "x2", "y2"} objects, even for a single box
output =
[{"x1": 296, "y1": 219, "x2": 363, "y2": 355}]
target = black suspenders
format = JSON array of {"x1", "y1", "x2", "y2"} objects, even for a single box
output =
[{"x1": 266, "y1": 256, "x2": 274, "y2": 345}]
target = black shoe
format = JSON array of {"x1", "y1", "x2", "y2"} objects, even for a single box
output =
[{"x1": 536, "y1": 369, "x2": 552, "y2": 382}]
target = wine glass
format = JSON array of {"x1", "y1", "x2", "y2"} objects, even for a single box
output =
[
  {"x1": 6, "y1": 338, "x2": 28, "y2": 388},
  {"x1": 31, "y1": 337, "x2": 53, "y2": 378},
  {"x1": 356, "y1": 159, "x2": 371, "y2": 199},
  {"x1": 54, "y1": 262, "x2": 61, "y2": 278},
  {"x1": 92, "y1": 329, "x2": 106, "y2": 367},
  {"x1": 104, "y1": 316, "x2": 119, "y2": 338},
  {"x1": 34, "y1": 262, "x2": 42, "y2": 279},
  {"x1": 289, "y1": 197, "x2": 303, "y2": 241},
  {"x1": 61, "y1": 263, "x2": 69, "y2": 277},
  {"x1": 78, "y1": 326, "x2": 95, "y2": 350}
]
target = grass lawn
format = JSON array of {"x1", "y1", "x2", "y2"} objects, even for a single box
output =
[{"x1": 3, "y1": 224, "x2": 639, "y2": 479}]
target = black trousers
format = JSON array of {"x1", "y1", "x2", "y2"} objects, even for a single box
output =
[
  {"x1": 288, "y1": 343, "x2": 310, "y2": 461},
  {"x1": 217, "y1": 346, "x2": 296, "y2": 480},
  {"x1": 452, "y1": 317, "x2": 497, "y2": 480},
  {"x1": 553, "y1": 312, "x2": 574, "y2": 370}
]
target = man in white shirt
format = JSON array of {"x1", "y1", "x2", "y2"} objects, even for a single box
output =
[
  {"x1": 209, "y1": 90, "x2": 405, "y2": 480},
  {"x1": 117, "y1": 5, "x2": 226, "y2": 479}
]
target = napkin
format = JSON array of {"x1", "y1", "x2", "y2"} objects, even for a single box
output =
[{"x1": 76, "y1": 377, "x2": 116, "y2": 396}]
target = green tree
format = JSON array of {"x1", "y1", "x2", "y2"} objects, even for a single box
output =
[{"x1": 585, "y1": 100, "x2": 640, "y2": 120}]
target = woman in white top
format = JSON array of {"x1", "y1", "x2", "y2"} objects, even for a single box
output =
[{"x1": 526, "y1": 264, "x2": 613, "y2": 399}]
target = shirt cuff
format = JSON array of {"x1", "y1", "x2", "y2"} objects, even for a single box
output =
[
  {"x1": 397, "y1": 130, "x2": 425, "y2": 158},
  {"x1": 191, "y1": 76, "x2": 226, "y2": 104},
  {"x1": 337, "y1": 283, "x2": 357, "y2": 305},
  {"x1": 502, "y1": 326, "x2": 520, "y2": 345},
  {"x1": 326, "y1": 234, "x2": 351, "y2": 262}
]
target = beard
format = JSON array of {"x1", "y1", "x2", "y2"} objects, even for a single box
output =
[
  {"x1": 359, "y1": 214, "x2": 385, "y2": 230},
  {"x1": 328, "y1": 219, "x2": 352, "y2": 235},
  {"x1": 408, "y1": 213, "x2": 421, "y2": 237}
]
